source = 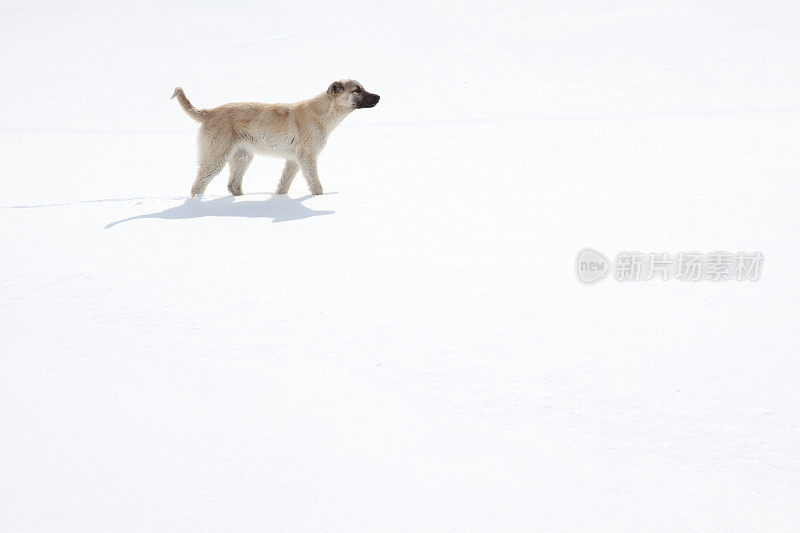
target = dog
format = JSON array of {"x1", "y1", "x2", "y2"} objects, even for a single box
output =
[{"x1": 171, "y1": 80, "x2": 380, "y2": 197}]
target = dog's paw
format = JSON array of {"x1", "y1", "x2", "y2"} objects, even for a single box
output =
[{"x1": 311, "y1": 189, "x2": 324, "y2": 196}]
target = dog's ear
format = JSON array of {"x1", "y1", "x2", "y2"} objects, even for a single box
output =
[{"x1": 327, "y1": 81, "x2": 344, "y2": 96}]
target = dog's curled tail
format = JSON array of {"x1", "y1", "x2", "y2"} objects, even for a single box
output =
[{"x1": 171, "y1": 87, "x2": 208, "y2": 122}]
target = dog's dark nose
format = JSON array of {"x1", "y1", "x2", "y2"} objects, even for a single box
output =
[{"x1": 357, "y1": 93, "x2": 380, "y2": 109}]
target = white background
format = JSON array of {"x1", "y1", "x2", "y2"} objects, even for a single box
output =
[{"x1": 1, "y1": 1, "x2": 799, "y2": 530}]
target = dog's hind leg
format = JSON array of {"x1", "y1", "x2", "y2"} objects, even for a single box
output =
[
  {"x1": 191, "y1": 161, "x2": 225, "y2": 197},
  {"x1": 227, "y1": 148, "x2": 253, "y2": 196},
  {"x1": 190, "y1": 130, "x2": 232, "y2": 197},
  {"x1": 275, "y1": 160, "x2": 299, "y2": 195}
]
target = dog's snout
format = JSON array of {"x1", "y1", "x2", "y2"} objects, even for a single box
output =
[
  {"x1": 363, "y1": 93, "x2": 380, "y2": 108},
  {"x1": 356, "y1": 92, "x2": 380, "y2": 109}
]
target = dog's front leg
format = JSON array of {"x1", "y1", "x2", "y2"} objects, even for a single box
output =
[
  {"x1": 298, "y1": 153, "x2": 323, "y2": 195},
  {"x1": 275, "y1": 160, "x2": 299, "y2": 195}
]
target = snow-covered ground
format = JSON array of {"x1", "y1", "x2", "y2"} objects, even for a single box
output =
[{"x1": 2, "y1": 1, "x2": 799, "y2": 530}]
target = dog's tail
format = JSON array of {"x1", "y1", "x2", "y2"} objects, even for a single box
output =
[{"x1": 171, "y1": 87, "x2": 208, "y2": 122}]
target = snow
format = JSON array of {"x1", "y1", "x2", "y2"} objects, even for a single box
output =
[{"x1": 2, "y1": 1, "x2": 800, "y2": 530}]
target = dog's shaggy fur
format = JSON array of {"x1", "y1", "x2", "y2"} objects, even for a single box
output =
[{"x1": 172, "y1": 80, "x2": 379, "y2": 197}]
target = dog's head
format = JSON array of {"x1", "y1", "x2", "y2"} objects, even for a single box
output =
[{"x1": 327, "y1": 79, "x2": 380, "y2": 109}]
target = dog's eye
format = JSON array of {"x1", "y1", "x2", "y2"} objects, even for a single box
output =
[{"x1": 354, "y1": 87, "x2": 362, "y2": 93}]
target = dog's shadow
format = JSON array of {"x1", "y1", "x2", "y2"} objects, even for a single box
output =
[{"x1": 105, "y1": 194, "x2": 334, "y2": 229}]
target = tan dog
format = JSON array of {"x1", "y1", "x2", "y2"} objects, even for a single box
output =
[{"x1": 172, "y1": 80, "x2": 380, "y2": 197}]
